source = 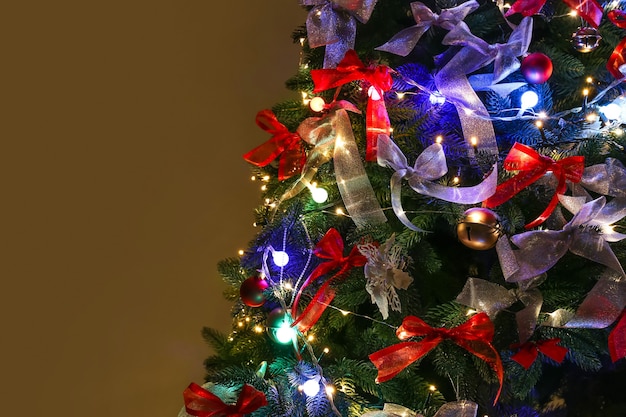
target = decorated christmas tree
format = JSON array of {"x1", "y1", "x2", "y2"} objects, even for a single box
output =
[{"x1": 180, "y1": 1, "x2": 626, "y2": 416}]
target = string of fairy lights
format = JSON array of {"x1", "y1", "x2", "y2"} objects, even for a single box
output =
[{"x1": 228, "y1": 6, "x2": 626, "y2": 415}]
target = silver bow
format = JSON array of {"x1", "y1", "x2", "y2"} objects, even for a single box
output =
[
  {"x1": 376, "y1": 0, "x2": 479, "y2": 57},
  {"x1": 571, "y1": 158, "x2": 626, "y2": 198},
  {"x1": 376, "y1": 134, "x2": 497, "y2": 232},
  {"x1": 301, "y1": 0, "x2": 378, "y2": 68},
  {"x1": 431, "y1": 401, "x2": 478, "y2": 417},
  {"x1": 456, "y1": 276, "x2": 545, "y2": 342},
  {"x1": 496, "y1": 196, "x2": 626, "y2": 283},
  {"x1": 361, "y1": 403, "x2": 418, "y2": 417},
  {"x1": 279, "y1": 102, "x2": 387, "y2": 228},
  {"x1": 442, "y1": 17, "x2": 533, "y2": 84}
]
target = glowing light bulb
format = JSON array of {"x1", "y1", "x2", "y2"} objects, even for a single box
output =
[
  {"x1": 429, "y1": 93, "x2": 445, "y2": 105},
  {"x1": 586, "y1": 112, "x2": 598, "y2": 122},
  {"x1": 396, "y1": 92, "x2": 406, "y2": 99},
  {"x1": 582, "y1": 88, "x2": 590, "y2": 96},
  {"x1": 601, "y1": 103, "x2": 622, "y2": 120},
  {"x1": 586, "y1": 76, "x2": 593, "y2": 83},
  {"x1": 569, "y1": 9, "x2": 578, "y2": 16},
  {"x1": 238, "y1": 249, "x2": 244, "y2": 256},
  {"x1": 274, "y1": 323, "x2": 296, "y2": 344},
  {"x1": 309, "y1": 96, "x2": 326, "y2": 112},
  {"x1": 325, "y1": 385, "x2": 336, "y2": 395},
  {"x1": 429, "y1": 385, "x2": 437, "y2": 392},
  {"x1": 435, "y1": 135, "x2": 443, "y2": 144},
  {"x1": 301, "y1": 379, "x2": 321, "y2": 397},
  {"x1": 520, "y1": 90, "x2": 539, "y2": 110},
  {"x1": 311, "y1": 186, "x2": 328, "y2": 203},
  {"x1": 272, "y1": 250, "x2": 289, "y2": 267}
]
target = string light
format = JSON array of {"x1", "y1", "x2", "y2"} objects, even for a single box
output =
[
  {"x1": 308, "y1": 183, "x2": 329, "y2": 203},
  {"x1": 272, "y1": 250, "x2": 290, "y2": 267},
  {"x1": 520, "y1": 90, "x2": 539, "y2": 110},
  {"x1": 569, "y1": 9, "x2": 578, "y2": 16},
  {"x1": 435, "y1": 135, "x2": 443, "y2": 144},
  {"x1": 309, "y1": 96, "x2": 326, "y2": 112},
  {"x1": 453, "y1": 176, "x2": 460, "y2": 184},
  {"x1": 301, "y1": 379, "x2": 321, "y2": 397},
  {"x1": 238, "y1": 249, "x2": 244, "y2": 256},
  {"x1": 335, "y1": 208, "x2": 346, "y2": 216},
  {"x1": 586, "y1": 112, "x2": 598, "y2": 122},
  {"x1": 261, "y1": 185, "x2": 267, "y2": 191},
  {"x1": 254, "y1": 325, "x2": 264, "y2": 333},
  {"x1": 396, "y1": 92, "x2": 406, "y2": 99},
  {"x1": 429, "y1": 93, "x2": 445, "y2": 105},
  {"x1": 301, "y1": 91, "x2": 310, "y2": 105},
  {"x1": 582, "y1": 88, "x2": 590, "y2": 97},
  {"x1": 250, "y1": 175, "x2": 256, "y2": 181},
  {"x1": 325, "y1": 385, "x2": 336, "y2": 395},
  {"x1": 307, "y1": 334, "x2": 315, "y2": 342},
  {"x1": 586, "y1": 76, "x2": 593, "y2": 83}
]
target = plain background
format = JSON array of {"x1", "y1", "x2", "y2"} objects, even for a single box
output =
[{"x1": 1, "y1": 1, "x2": 306, "y2": 415}]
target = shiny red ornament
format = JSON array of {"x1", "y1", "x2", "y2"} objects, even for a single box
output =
[
  {"x1": 239, "y1": 276, "x2": 269, "y2": 307},
  {"x1": 520, "y1": 53, "x2": 553, "y2": 84},
  {"x1": 609, "y1": 309, "x2": 626, "y2": 362}
]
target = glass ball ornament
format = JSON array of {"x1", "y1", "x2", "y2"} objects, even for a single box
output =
[
  {"x1": 309, "y1": 96, "x2": 326, "y2": 112},
  {"x1": 310, "y1": 186, "x2": 328, "y2": 203},
  {"x1": 456, "y1": 207, "x2": 501, "y2": 250},
  {"x1": 266, "y1": 308, "x2": 296, "y2": 344},
  {"x1": 300, "y1": 379, "x2": 321, "y2": 397},
  {"x1": 520, "y1": 53, "x2": 553, "y2": 84},
  {"x1": 239, "y1": 276, "x2": 269, "y2": 307},
  {"x1": 572, "y1": 27, "x2": 602, "y2": 53}
]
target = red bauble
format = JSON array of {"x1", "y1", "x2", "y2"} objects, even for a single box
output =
[
  {"x1": 521, "y1": 52, "x2": 553, "y2": 84},
  {"x1": 239, "y1": 276, "x2": 269, "y2": 307}
]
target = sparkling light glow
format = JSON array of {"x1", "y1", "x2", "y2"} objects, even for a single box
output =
[
  {"x1": 311, "y1": 186, "x2": 329, "y2": 203},
  {"x1": 520, "y1": 90, "x2": 539, "y2": 109},
  {"x1": 272, "y1": 250, "x2": 290, "y2": 267},
  {"x1": 601, "y1": 103, "x2": 622, "y2": 120},
  {"x1": 309, "y1": 96, "x2": 326, "y2": 112},
  {"x1": 435, "y1": 135, "x2": 443, "y2": 144},
  {"x1": 273, "y1": 323, "x2": 296, "y2": 344},
  {"x1": 301, "y1": 379, "x2": 321, "y2": 397},
  {"x1": 325, "y1": 385, "x2": 336, "y2": 395},
  {"x1": 429, "y1": 93, "x2": 445, "y2": 105}
]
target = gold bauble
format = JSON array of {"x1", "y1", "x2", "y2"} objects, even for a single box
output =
[{"x1": 456, "y1": 207, "x2": 501, "y2": 250}]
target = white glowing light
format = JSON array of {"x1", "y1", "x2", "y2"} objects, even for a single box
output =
[
  {"x1": 520, "y1": 90, "x2": 539, "y2": 110},
  {"x1": 311, "y1": 187, "x2": 328, "y2": 203},
  {"x1": 273, "y1": 323, "x2": 296, "y2": 344},
  {"x1": 300, "y1": 379, "x2": 320, "y2": 397},
  {"x1": 601, "y1": 103, "x2": 622, "y2": 120},
  {"x1": 309, "y1": 96, "x2": 326, "y2": 112},
  {"x1": 272, "y1": 250, "x2": 290, "y2": 267},
  {"x1": 429, "y1": 93, "x2": 445, "y2": 105}
]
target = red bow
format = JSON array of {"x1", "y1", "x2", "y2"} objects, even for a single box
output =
[
  {"x1": 243, "y1": 110, "x2": 306, "y2": 181},
  {"x1": 608, "y1": 37, "x2": 626, "y2": 79},
  {"x1": 291, "y1": 228, "x2": 366, "y2": 333},
  {"x1": 609, "y1": 309, "x2": 626, "y2": 362},
  {"x1": 505, "y1": 0, "x2": 602, "y2": 28},
  {"x1": 183, "y1": 383, "x2": 267, "y2": 417},
  {"x1": 310, "y1": 50, "x2": 392, "y2": 162},
  {"x1": 483, "y1": 142, "x2": 584, "y2": 229},
  {"x1": 369, "y1": 312, "x2": 504, "y2": 404},
  {"x1": 510, "y1": 338, "x2": 568, "y2": 369}
]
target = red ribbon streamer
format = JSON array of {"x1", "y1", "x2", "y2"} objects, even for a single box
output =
[
  {"x1": 608, "y1": 37, "x2": 626, "y2": 79},
  {"x1": 609, "y1": 309, "x2": 626, "y2": 362},
  {"x1": 483, "y1": 142, "x2": 584, "y2": 229},
  {"x1": 510, "y1": 338, "x2": 568, "y2": 369},
  {"x1": 292, "y1": 228, "x2": 366, "y2": 333},
  {"x1": 369, "y1": 312, "x2": 504, "y2": 404},
  {"x1": 608, "y1": 10, "x2": 626, "y2": 28},
  {"x1": 310, "y1": 50, "x2": 392, "y2": 161},
  {"x1": 243, "y1": 110, "x2": 306, "y2": 181},
  {"x1": 183, "y1": 383, "x2": 268, "y2": 417},
  {"x1": 505, "y1": 0, "x2": 602, "y2": 28}
]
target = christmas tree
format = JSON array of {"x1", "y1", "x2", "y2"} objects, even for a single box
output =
[{"x1": 180, "y1": 1, "x2": 626, "y2": 416}]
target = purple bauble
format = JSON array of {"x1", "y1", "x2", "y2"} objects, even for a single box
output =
[{"x1": 239, "y1": 276, "x2": 269, "y2": 307}]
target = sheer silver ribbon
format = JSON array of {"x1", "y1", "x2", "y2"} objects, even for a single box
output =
[
  {"x1": 301, "y1": 0, "x2": 378, "y2": 68},
  {"x1": 496, "y1": 196, "x2": 626, "y2": 283},
  {"x1": 456, "y1": 276, "x2": 545, "y2": 342},
  {"x1": 377, "y1": 134, "x2": 497, "y2": 231},
  {"x1": 571, "y1": 157, "x2": 626, "y2": 198},
  {"x1": 361, "y1": 403, "x2": 418, "y2": 417},
  {"x1": 376, "y1": 1, "x2": 479, "y2": 57},
  {"x1": 280, "y1": 102, "x2": 386, "y2": 228},
  {"x1": 434, "y1": 17, "x2": 532, "y2": 160}
]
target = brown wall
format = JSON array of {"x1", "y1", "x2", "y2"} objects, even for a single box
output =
[{"x1": 2, "y1": 1, "x2": 305, "y2": 415}]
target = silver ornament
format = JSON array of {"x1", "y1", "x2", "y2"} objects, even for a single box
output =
[{"x1": 571, "y1": 26, "x2": 602, "y2": 53}]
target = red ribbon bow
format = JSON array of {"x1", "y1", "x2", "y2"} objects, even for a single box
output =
[
  {"x1": 483, "y1": 142, "x2": 584, "y2": 229},
  {"x1": 243, "y1": 110, "x2": 306, "y2": 181},
  {"x1": 291, "y1": 227, "x2": 366, "y2": 333},
  {"x1": 369, "y1": 312, "x2": 504, "y2": 404},
  {"x1": 505, "y1": 0, "x2": 602, "y2": 28},
  {"x1": 608, "y1": 37, "x2": 626, "y2": 79},
  {"x1": 310, "y1": 50, "x2": 392, "y2": 162},
  {"x1": 609, "y1": 309, "x2": 626, "y2": 362},
  {"x1": 183, "y1": 383, "x2": 268, "y2": 417},
  {"x1": 510, "y1": 338, "x2": 568, "y2": 370}
]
